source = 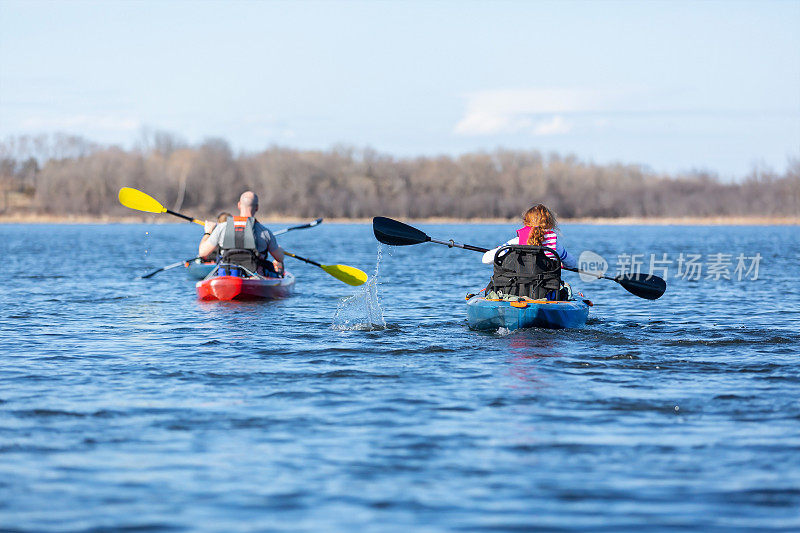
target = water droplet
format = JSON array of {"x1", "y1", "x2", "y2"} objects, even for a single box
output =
[{"x1": 332, "y1": 245, "x2": 385, "y2": 331}]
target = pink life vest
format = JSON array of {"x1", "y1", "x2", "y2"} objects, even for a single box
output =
[{"x1": 516, "y1": 227, "x2": 558, "y2": 259}]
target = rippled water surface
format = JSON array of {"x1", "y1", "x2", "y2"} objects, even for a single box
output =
[{"x1": 1, "y1": 223, "x2": 799, "y2": 532}]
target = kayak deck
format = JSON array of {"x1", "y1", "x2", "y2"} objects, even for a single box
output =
[
  {"x1": 196, "y1": 271, "x2": 295, "y2": 301},
  {"x1": 466, "y1": 295, "x2": 589, "y2": 331}
]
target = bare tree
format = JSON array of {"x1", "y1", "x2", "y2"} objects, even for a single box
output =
[{"x1": 2, "y1": 134, "x2": 797, "y2": 220}]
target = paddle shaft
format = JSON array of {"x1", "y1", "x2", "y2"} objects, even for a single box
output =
[
  {"x1": 283, "y1": 251, "x2": 321, "y2": 267},
  {"x1": 372, "y1": 216, "x2": 665, "y2": 299},
  {"x1": 164, "y1": 208, "x2": 203, "y2": 225},
  {"x1": 563, "y1": 266, "x2": 616, "y2": 282},
  {"x1": 429, "y1": 238, "x2": 489, "y2": 253},
  {"x1": 281, "y1": 251, "x2": 368, "y2": 286},
  {"x1": 140, "y1": 218, "x2": 320, "y2": 279},
  {"x1": 141, "y1": 221, "x2": 325, "y2": 279},
  {"x1": 427, "y1": 238, "x2": 597, "y2": 278},
  {"x1": 273, "y1": 218, "x2": 323, "y2": 236},
  {"x1": 425, "y1": 236, "x2": 647, "y2": 287},
  {"x1": 119, "y1": 189, "x2": 346, "y2": 281},
  {"x1": 141, "y1": 255, "x2": 201, "y2": 279}
]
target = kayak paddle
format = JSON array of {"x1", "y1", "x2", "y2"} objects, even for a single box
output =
[
  {"x1": 372, "y1": 216, "x2": 666, "y2": 300},
  {"x1": 120, "y1": 188, "x2": 324, "y2": 237},
  {"x1": 283, "y1": 251, "x2": 368, "y2": 286},
  {"x1": 139, "y1": 219, "x2": 324, "y2": 279},
  {"x1": 141, "y1": 256, "x2": 201, "y2": 279},
  {"x1": 118, "y1": 187, "x2": 204, "y2": 225},
  {"x1": 119, "y1": 188, "x2": 365, "y2": 286},
  {"x1": 561, "y1": 266, "x2": 666, "y2": 300},
  {"x1": 372, "y1": 216, "x2": 488, "y2": 251}
]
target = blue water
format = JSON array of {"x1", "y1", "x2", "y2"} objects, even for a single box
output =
[{"x1": 1, "y1": 222, "x2": 799, "y2": 532}]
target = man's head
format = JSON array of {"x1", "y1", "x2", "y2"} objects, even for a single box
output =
[{"x1": 238, "y1": 191, "x2": 259, "y2": 217}]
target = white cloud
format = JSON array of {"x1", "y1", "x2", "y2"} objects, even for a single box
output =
[
  {"x1": 454, "y1": 88, "x2": 601, "y2": 137},
  {"x1": 532, "y1": 115, "x2": 571, "y2": 136},
  {"x1": 453, "y1": 110, "x2": 530, "y2": 136}
]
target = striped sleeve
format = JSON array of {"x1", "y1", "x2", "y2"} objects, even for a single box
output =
[{"x1": 542, "y1": 231, "x2": 558, "y2": 258}]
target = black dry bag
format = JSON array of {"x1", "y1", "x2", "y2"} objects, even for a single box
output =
[{"x1": 488, "y1": 245, "x2": 561, "y2": 300}]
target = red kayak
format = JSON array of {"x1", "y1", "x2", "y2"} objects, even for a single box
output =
[{"x1": 196, "y1": 271, "x2": 296, "y2": 301}]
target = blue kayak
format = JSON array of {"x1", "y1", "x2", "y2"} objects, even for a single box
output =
[
  {"x1": 185, "y1": 259, "x2": 216, "y2": 280},
  {"x1": 466, "y1": 295, "x2": 590, "y2": 331}
]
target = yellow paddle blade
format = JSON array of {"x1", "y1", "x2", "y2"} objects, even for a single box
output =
[
  {"x1": 118, "y1": 187, "x2": 167, "y2": 214},
  {"x1": 321, "y1": 264, "x2": 368, "y2": 286}
]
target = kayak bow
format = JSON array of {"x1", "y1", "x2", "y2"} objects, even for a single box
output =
[{"x1": 196, "y1": 270, "x2": 296, "y2": 301}]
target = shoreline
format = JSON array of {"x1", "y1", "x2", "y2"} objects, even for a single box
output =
[{"x1": 0, "y1": 214, "x2": 798, "y2": 226}]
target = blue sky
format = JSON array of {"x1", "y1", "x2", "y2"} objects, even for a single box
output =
[{"x1": 1, "y1": 0, "x2": 798, "y2": 177}]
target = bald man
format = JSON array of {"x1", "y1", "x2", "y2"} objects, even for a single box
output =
[{"x1": 199, "y1": 191, "x2": 285, "y2": 274}]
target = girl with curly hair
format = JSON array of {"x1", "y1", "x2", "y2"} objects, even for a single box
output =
[{"x1": 481, "y1": 204, "x2": 577, "y2": 269}]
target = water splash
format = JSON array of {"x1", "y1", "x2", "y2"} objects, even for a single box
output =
[{"x1": 332, "y1": 245, "x2": 387, "y2": 331}]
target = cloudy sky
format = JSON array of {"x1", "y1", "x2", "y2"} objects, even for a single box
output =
[{"x1": 1, "y1": 0, "x2": 798, "y2": 177}]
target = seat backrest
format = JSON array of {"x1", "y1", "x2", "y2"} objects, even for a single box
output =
[
  {"x1": 220, "y1": 249, "x2": 258, "y2": 273},
  {"x1": 489, "y1": 245, "x2": 561, "y2": 299}
]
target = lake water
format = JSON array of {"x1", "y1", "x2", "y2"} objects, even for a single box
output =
[{"x1": 1, "y1": 222, "x2": 799, "y2": 532}]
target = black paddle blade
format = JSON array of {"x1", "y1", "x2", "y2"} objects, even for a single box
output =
[
  {"x1": 372, "y1": 217, "x2": 430, "y2": 246},
  {"x1": 616, "y1": 273, "x2": 667, "y2": 300},
  {"x1": 300, "y1": 218, "x2": 323, "y2": 229}
]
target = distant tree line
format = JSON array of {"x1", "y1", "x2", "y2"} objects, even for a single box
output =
[{"x1": 1, "y1": 132, "x2": 798, "y2": 219}]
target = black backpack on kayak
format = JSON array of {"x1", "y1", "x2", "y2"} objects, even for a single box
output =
[{"x1": 487, "y1": 245, "x2": 561, "y2": 300}]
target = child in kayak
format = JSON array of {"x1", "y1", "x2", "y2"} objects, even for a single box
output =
[
  {"x1": 482, "y1": 204, "x2": 577, "y2": 269},
  {"x1": 199, "y1": 212, "x2": 233, "y2": 262}
]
